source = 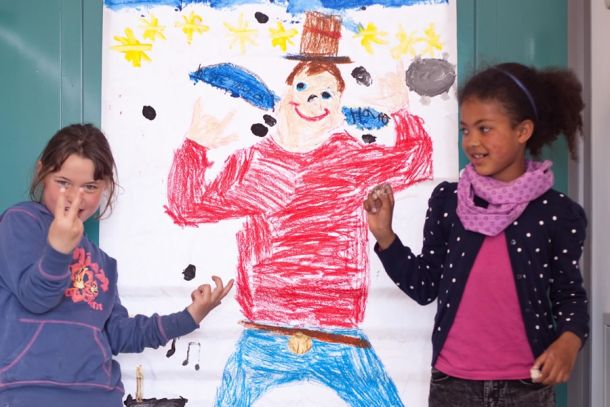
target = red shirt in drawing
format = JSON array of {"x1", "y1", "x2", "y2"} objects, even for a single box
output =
[{"x1": 166, "y1": 109, "x2": 432, "y2": 328}]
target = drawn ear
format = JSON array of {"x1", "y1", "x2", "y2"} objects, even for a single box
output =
[{"x1": 517, "y1": 119, "x2": 534, "y2": 144}]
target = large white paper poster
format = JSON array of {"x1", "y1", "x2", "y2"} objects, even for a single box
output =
[{"x1": 101, "y1": 1, "x2": 458, "y2": 405}]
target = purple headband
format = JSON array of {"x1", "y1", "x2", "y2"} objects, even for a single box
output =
[{"x1": 493, "y1": 67, "x2": 539, "y2": 121}]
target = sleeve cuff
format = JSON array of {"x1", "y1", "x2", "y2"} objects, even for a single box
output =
[
  {"x1": 375, "y1": 235, "x2": 404, "y2": 258},
  {"x1": 184, "y1": 137, "x2": 208, "y2": 152},
  {"x1": 158, "y1": 309, "x2": 199, "y2": 341},
  {"x1": 558, "y1": 326, "x2": 589, "y2": 349}
]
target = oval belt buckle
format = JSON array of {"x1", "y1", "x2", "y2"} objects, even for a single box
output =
[{"x1": 287, "y1": 332, "x2": 313, "y2": 355}]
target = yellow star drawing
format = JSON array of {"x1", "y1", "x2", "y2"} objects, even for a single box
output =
[
  {"x1": 391, "y1": 26, "x2": 419, "y2": 59},
  {"x1": 419, "y1": 23, "x2": 443, "y2": 56},
  {"x1": 354, "y1": 22, "x2": 388, "y2": 54},
  {"x1": 269, "y1": 21, "x2": 298, "y2": 52},
  {"x1": 176, "y1": 11, "x2": 209, "y2": 44},
  {"x1": 224, "y1": 14, "x2": 258, "y2": 54},
  {"x1": 140, "y1": 15, "x2": 166, "y2": 41},
  {"x1": 111, "y1": 28, "x2": 153, "y2": 67}
]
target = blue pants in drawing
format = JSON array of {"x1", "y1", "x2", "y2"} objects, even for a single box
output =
[{"x1": 215, "y1": 327, "x2": 404, "y2": 406}]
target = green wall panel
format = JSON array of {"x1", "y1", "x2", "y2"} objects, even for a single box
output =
[
  {"x1": 476, "y1": 1, "x2": 567, "y2": 66},
  {"x1": 1, "y1": 0, "x2": 65, "y2": 211},
  {"x1": 0, "y1": 0, "x2": 101, "y2": 235}
]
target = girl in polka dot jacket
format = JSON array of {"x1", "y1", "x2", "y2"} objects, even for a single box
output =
[{"x1": 364, "y1": 63, "x2": 588, "y2": 407}]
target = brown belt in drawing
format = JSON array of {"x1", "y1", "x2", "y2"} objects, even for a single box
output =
[{"x1": 241, "y1": 320, "x2": 371, "y2": 348}]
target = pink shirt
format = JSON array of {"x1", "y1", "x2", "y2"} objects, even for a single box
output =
[{"x1": 435, "y1": 233, "x2": 534, "y2": 380}]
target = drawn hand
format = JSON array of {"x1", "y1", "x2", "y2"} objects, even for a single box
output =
[
  {"x1": 363, "y1": 183, "x2": 396, "y2": 250},
  {"x1": 531, "y1": 331, "x2": 581, "y2": 385},
  {"x1": 186, "y1": 98, "x2": 238, "y2": 149},
  {"x1": 187, "y1": 275, "x2": 234, "y2": 324},
  {"x1": 48, "y1": 187, "x2": 84, "y2": 254},
  {"x1": 363, "y1": 61, "x2": 409, "y2": 113}
]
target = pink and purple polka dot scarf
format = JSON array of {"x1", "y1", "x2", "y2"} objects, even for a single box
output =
[{"x1": 456, "y1": 160, "x2": 554, "y2": 236}]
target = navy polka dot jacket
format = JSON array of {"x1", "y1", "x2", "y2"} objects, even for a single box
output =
[{"x1": 376, "y1": 181, "x2": 589, "y2": 365}]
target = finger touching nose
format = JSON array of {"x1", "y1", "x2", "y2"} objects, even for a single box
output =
[{"x1": 65, "y1": 186, "x2": 84, "y2": 206}]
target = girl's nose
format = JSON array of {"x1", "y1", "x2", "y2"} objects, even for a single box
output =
[{"x1": 469, "y1": 136, "x2": 481, "y2": 147}]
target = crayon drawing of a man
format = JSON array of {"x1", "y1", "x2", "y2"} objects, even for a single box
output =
[{"x1": 166, "y1": 12, "x2": 433, "y2": 406}]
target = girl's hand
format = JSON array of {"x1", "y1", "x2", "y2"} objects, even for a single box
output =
[
  {"x1": 48, "y1": 187, "x2": 84, "y2": 254},
  {"x1": 531, "y1": 331, "x2": 582, "y2": 385},
  {"x1": 363, "y1": 183, "x2": 397, "y2": 250},
  {"x1": 186, "y1": 276, "x2": 234, "y2": 324}
]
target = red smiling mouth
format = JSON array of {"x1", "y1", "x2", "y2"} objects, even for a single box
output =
[{"x1": 290, "y1": 102, "x2": 330, "y2": 122}]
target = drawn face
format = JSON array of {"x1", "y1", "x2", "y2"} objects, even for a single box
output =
[
  {"x1": 41, "y1": 154, "x2": 107, "y2": 222},
  {"x1": 288, "y1": 70, "x2": 341, "y2": 122},
  {"x1": 277, "y1": 69, "x2": 344, "y2": 150},
  {"x1": 460, "y1": 97, "x2": 532, "y2": 182}
]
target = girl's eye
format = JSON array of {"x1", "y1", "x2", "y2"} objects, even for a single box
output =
[
  {"x1": 459, "y1": 127, "x2": 468, "y2": 136},
  {"x1": 321, "y1": 91, "x2": 332, "y2": 100},
  {"x1": 480, "y1": 126, "x2": 490, "y2": 133},
  {"x1": 83, "y1": 184, "x2": 98, "y2": 192},
  {"x1": 56, "y1": 180, "x2": 70, "y2": 187},
  {"x1": 296, "y1": 82, "x2": 307, "y2": 91}
]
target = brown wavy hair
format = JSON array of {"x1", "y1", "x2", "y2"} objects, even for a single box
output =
[{"x1": 286, "y1": 60, "x2": 345, "y2": 93}]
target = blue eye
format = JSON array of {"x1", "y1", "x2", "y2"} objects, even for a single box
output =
[
  {"x1": 296, "y1": 82, "x2": 307, "y2": 91},
  {"x1": 321, "y1": 91, "x2": 332, "y2": 100}
]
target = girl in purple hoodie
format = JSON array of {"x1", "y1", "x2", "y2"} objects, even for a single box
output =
[{"x1": 0, "y1": 123, "x2": 233, "y2": 407}]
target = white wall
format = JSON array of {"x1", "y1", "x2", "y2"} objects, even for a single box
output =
[{"x1": 587, "y1": 1, "x2": 610, "y2": 406}]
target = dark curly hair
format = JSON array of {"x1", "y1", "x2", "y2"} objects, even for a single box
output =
[
  {"x1": 30, "y1": 123, "x2": 118, "y2": 218},
  {"x1": 458, "y1": 62, "x2": 584, "y2": 159}
]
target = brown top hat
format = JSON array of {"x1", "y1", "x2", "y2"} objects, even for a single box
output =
[{"x1": 285, "y1": 12, "x2": 352, "y2": 64}]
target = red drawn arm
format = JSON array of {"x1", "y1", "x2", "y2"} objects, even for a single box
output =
[
  {"x1": 165, "y1": 139, "x2": 255, "y2": 226},
  {"x1": 350, "y1": 108, "x2": 433, "y2": 191}
]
